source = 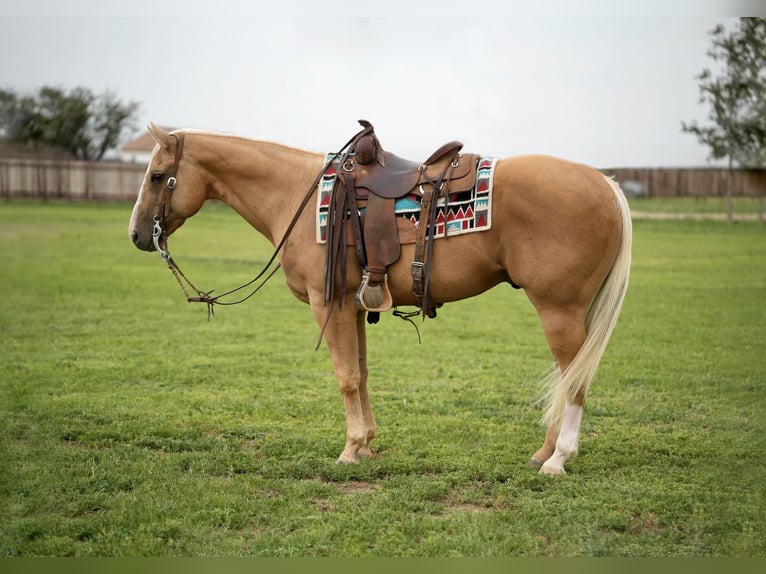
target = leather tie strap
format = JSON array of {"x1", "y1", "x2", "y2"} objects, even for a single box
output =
[
  {"x1": 411, "y1": 154, "x2": 459, "y2": 317},
  {"x1": 344, "y1": 173, "x2": 366, "y2": 270}
]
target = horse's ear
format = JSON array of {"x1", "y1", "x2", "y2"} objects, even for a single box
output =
[{"x1": 147, "y1": 122, "x2": 175, "y2": 150}]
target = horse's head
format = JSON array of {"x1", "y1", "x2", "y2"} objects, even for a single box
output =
[{"x1": 129, "y1": 123, "x2": 207, "y2": 251}]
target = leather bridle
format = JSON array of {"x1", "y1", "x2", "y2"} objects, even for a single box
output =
[{"x1": 151, "y1": 132, "x2": 185, "y2": 262}]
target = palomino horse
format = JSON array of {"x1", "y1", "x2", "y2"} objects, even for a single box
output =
[{"x1": 129, "y1": 123, "x2": 631, "y2": 475}]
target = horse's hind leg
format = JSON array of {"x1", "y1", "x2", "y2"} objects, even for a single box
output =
[
  {"x1": 530, "y1": 424, "x2": 559, "y2": 468},
  {"x1": 531, "y1": 398, "x2": 586, "y2": 475},
  {"x1": 528, "y1": 304, "x2": 588, "y2": 475}
]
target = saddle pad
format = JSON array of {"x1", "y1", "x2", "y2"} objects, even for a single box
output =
[{"x1": 316, "y1": 155, "x2": 496, "y2": 244}]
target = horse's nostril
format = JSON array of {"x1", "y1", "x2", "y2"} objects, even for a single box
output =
[{"x1": 131, "y1": 231, "x2": 140, "y2": 245}]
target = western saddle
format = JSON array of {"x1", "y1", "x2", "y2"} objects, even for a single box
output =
[{"x1": 323, "y1": 120, "x2": 480, "y2": 322}]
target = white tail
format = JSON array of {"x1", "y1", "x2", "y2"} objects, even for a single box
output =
[{"x1": 541, "y1": 176, "x2": 632, "y2": 428}]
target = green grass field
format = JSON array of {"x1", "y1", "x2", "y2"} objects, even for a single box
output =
[
  {"x1": 1, "y1": 200, "x2": 764, "y2": 557},
  {"x1": 628, "y1": 195, "x2": 763, "y2": 216}
]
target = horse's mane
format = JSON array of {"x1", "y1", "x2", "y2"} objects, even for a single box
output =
[{"x1": 172, "y1": 128, "x2": 320, "y2": 156}]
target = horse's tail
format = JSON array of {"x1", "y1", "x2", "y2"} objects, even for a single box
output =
[{"x1": 541, "y1": 175, "x2": 632, "y2": 428}]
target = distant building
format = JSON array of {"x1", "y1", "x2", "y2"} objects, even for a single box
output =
[{"x1": 121, "y1": 128, "x2": 173, "y2": 164}]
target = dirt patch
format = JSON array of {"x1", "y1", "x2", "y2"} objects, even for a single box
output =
[
  {"x1": 337, "y1": 481, "x2": 380, "y2": 495},
  {"x1": 312, "y1": 481, "x2": 380, "y2": 513},
  {"x1": 313, "y1": 498, "x2": 336, "y2": 512},
  {"x1": 442, "y1": 502, "x2": 495, "y2": 514},
  {"x1": 439, "y1": 487, "x2": 498, "y2": 514},
  {"x1": 627, "y1": 511, "x2": 661, "y2": 535}
]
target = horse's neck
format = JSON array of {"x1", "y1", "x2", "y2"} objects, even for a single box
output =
[{"x1": 194, "y1": 133, "x2": 321, "y2": 244}]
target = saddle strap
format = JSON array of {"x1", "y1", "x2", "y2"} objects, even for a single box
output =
[
  {"x1": 344, "y1": 172, "x2": 366, "y2": 270},
  {"x1": 411, "y1": 191, "x2": 432, "y2": 299},
  {"x1": 410, "y1": 155, "x2": 459, "y2": 318},
  {"x1": 323, "y1": 175, "x2": 347, "y2": 306}
]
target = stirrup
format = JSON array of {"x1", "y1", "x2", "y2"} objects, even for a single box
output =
[{"x1": 355, "y1": 272, "x2": 393, "y2": 313}]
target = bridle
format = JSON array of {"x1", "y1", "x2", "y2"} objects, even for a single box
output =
[
  {"x1": 146, "y1": 123, "x2": 375, "y2": 319},
  {"x1": 151, "y1": 131, "x2": 184, "y2": 262},
  {"x1": 148, "y1": 130, "x2": 286, "y2": 318}
]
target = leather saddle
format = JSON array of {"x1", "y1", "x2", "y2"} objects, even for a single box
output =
[
  {"x1": 323, "y1": 120, "x2": 480, "y2": 321},
  {"x1": 355, "y1": 143, "x2": 466, "y2": 199}
]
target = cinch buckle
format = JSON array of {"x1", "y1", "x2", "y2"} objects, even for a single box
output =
[{"x1": 411, "y1": 261, "x2": 424, "y2": 297}]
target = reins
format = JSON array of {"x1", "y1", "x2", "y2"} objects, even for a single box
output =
[{"x1": 151, "y1": 122, "x2": 375, "y2": 319}]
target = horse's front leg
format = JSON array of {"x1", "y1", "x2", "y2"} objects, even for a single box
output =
[
  {"x1": 356, "y1": 310, "x2": 377, "y2": 458},
  {"x1": 310, "y1": 299, "x2": 372, "y2": 464}
]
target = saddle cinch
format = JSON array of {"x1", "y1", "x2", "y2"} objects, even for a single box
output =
[{"x1": 323, "y1": 120, "x2": 480, "y2": 321}]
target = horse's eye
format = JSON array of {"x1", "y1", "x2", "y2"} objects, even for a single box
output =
[{"x1": 150, "y1": 173, "x2": 165, "y2": 184}]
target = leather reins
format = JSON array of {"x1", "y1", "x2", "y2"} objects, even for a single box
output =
[{"x1": 149, "y1": 124, "x2": 374, "y2": 319}]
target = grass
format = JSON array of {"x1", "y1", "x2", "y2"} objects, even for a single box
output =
[
  {"x1": 627, "y1": 195, "x2": 763, "y2": 215},
  {"x1": 0, "y1": 199, "x2": 764, "y2": 557}
]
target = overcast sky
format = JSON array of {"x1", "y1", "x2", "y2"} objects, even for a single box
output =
[{"x1": 1, "y1": 1, "x2": 764, "y2": 167}]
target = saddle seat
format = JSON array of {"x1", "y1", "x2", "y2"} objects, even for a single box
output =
[{"x1": 354, "y1": 142, "x2": 465, "y2": 200}]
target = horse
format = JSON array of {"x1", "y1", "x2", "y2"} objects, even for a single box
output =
[{"x1": 128, "y1": 122, "x2": 631, "y2": 475}]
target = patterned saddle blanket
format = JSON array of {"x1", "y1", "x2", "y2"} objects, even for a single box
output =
[{"x1": 316, "y1": 155, "x2": 497, "y2": 245}]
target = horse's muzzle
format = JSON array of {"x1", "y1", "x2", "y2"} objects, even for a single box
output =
[{"x1": 130, "y1": 230, "x2": 155, "y2": 252}]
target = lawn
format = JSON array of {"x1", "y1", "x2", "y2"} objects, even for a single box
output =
[
  {"x1": 627, "y1": 195, "x2": 763, "y2": 215},
  {"x1": 0, "y1": 200, "x2": 764, "y2": 557}
]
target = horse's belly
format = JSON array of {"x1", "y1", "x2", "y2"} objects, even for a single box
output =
[{"x1": 386, "y1": 236, "x2": 508, "y2": 305}]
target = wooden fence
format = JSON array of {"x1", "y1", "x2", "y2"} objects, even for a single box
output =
[
  {"x1": 0, "y1": 158, "x2": 146, "y2": 201},
  {"x1": 1, "y1": 157, "x2": 764, "y2": 201},
  {"x1": 603, "y1": 167, "x2": 765, "y2": 198}
]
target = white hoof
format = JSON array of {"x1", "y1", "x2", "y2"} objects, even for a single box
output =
[{"x1": 539, "y1": 462, "x2": 567, "y2": 476}]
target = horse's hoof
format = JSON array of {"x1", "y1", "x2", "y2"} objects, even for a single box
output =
[
  {"x1": 539, "y1": 464, "x2": 566, "y2": 476},
  {"x1": 335, "y1": 455, "x2": 360, "y2": 465},
  {"x1": 528, "y1": 457, "x2": 544, "y2": 468},
  {"x1": 357, "y1": 447, "x2": 374, "y2": 459}
]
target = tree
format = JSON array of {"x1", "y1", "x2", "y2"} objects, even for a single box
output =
[
  {"x1": 682, "y1": 18, "x2": 766, "y2": 222},
  {"x1": 0, "y1": 85, "x2": 140, "y2": 161}
]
